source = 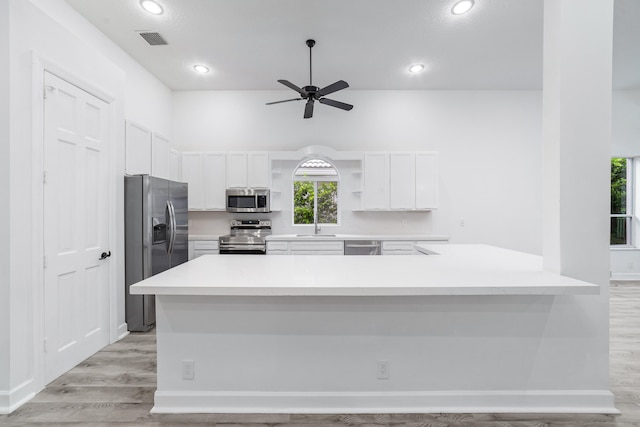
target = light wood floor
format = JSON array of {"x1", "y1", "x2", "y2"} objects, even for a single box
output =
[{"x1": 2, "y1": 282, "x2": 639, "y2": 426}]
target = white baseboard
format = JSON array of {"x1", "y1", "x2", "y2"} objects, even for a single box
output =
[
  {"x1": 0, "y1": 379, "x2": 36, "y2": 414},
  {"x1": 151, "y1": 389, "x2": 619, "y2": 414},
  {"x1": 116, "y1": 322, "x2": 129, "y2": 341}
]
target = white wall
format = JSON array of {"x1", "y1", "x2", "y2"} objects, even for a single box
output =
[
  {"x1": 0, "y1": 0, "x2": 11, "y2": 407},
  {"x1": 173, "y1": 90, "x2": 543, "y2": 255},
  {"x1": 2, "y1": 0, "x2": 173, "y2": 412}
]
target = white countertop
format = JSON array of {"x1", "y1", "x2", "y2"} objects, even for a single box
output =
[
  {"x1": 266, "y1": 234, "x2": 449, "y2": 241},
  {"x1": 130, "y1": 244, "x2": 599, "y2": 297}
]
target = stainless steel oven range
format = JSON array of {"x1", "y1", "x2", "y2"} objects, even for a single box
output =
[{"x1": 219, "y1": 219, "x2": 271, "y2": 254}]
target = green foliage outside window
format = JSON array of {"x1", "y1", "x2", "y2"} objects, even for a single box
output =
[
  {"x1": 294, "y1": 181, "x2": 314, "y2": 224},
  {"x1": 611, "y1": 158, "x2": 629, "y2": 245},
  {"x1": 293, "y1": 180, "x2": 338, "y2": 225},
  {"x1": 611, "y1": 158, "x2": 627, "y2": 215}
]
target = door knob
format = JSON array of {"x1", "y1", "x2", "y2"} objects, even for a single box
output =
[{"x1": 99, "y1": 251, "x2": 111, "y2": 260}]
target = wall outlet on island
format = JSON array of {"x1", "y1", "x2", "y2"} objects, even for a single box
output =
[
  {"x1": 182, "y1": 359, "x2": 195, "y2": 380},
  {"x1": 377, "y1": 360, "x2": 390, "y2": 379}
]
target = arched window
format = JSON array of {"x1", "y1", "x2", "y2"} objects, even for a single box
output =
[{"x1": 293, "y1": 159, "x2": 339, "y2": 225}]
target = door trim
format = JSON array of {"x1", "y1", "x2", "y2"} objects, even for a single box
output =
[{"x1": 30, "y1": 52, "x2": 122, "y2": 391}]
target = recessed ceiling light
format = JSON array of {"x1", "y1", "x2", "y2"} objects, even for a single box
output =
[
  {"x1": 193, "y1": 65, "x2": 210, "y2": 74},
  {"x1": 451, "y1": 0, "x2": 474, "y2": 15},
  {"x1": 140, "y1": 0, "x2": 163, "y2": 15},
  {"x1": 409, "y1": 64, "x2": 425, "y2": 73}
]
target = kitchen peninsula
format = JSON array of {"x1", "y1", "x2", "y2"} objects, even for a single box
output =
[{"x1": 130, "y1": 245, "x2": 616, "y2": 414}]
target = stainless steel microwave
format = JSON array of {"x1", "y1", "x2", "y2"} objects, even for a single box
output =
[{"x1": 226, "y1": 188, "x2": 271, "y2": 213}]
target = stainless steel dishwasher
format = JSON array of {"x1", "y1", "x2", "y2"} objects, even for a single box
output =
[{"x1": 344, "y1": 240, "x2": 381, "y2": 255}]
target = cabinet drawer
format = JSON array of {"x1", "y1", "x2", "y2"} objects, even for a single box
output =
[
  {"x1": 291, "y1": 250, "x2": 344, "y2": 255},
  {"x1": 267, "y1": 241, "x2": 289, "y2": 251},
  {"x1": 193, "y1": 240, "x2": 219, "y2": 250},
  {"x1": 382, "y1": 241, "x2": 415, "y2": 251},
  {"x1": 290, "y1": 241, "x2": 344, "y2": 252}
]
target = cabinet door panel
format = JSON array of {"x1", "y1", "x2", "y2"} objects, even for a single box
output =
[
  {"x1": 363, "y1": 153, "x2": 389, "y2": 210},
  {"x1": 415, "y1": 153, "x2": 438, "y2": 209},
  {"x1": 204, "y1": 153, "x2": 226, "y2": 210},
  {"x1": 248, "y1": 152, "x2": 270, "y2": 188},
  {"x1": 151, "y1": 133, "x2": 169, "y2": 179},
  {"x1": 125, "y1": 121, "x2": 151, "y2": 175},
  {"x1": 168, "y1": 149, "x2": 180, "y2": 182},
  {"x1": 226, "y1": 152, "x2": 247, "y2": 188},
  {"x1": 389, "y1": 153, "x2": 415, "y2": 209},
  {"x1": 181, "y1": 152, "x2": 204, "y2": 210}
]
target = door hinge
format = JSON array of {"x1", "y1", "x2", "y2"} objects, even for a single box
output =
[
  {"x1": 43, "y1": 338, "x2": 48, "y2": 352},
  {"x1": 43, "y1": 255, "x2": 47, "y2": 268},
  {"x1": 44, "y1": 85, "x2": 55, "y2": 100},
  {"x1": 43, "y1": 171, "x2": 48, "y2": 184}
]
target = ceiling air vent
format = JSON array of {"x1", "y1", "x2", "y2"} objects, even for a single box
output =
[{"x1": 139, "y1": 32, "x2": 168, "y2": 46}]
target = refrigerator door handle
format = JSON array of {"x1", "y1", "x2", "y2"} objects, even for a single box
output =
[{"x1": 166, "y1": 200, "x2": 177, "y2": 255}]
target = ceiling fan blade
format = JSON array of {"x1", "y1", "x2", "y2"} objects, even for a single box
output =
[
  {"x1": 266, "y1": 98, "x2": 303, "y2": 105},
  {"x1": 316, "y1": 80, "x2": 349, "y2": 97},
  {"x1": 304, "y1": 100, "x2": 314, "y2": 119},
  {"x1": 319, "y1": 98, "x2": 353, "y2": 111},
  {"x1": 278, "y1": 79, "x2": 307, "y2": 96}
]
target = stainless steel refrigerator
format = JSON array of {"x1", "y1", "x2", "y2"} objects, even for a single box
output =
[{"x1": 124, "y1": 175, "x2": 188, "y2": 332}]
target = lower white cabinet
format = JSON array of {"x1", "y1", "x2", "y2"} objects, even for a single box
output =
[
  {"x1": 382, "y1": 240, "x2": 416, "y2": 255},
  {"x1": 290, "y1": 240, "x2": 344, "y2": 255},
  {"x1": 189, "y1": 240, "x2": 219, "y2": 260},
  {"x1": 267, "y1": 240, "x2": 344, "y2": 255},
  {"x1": 266, "y1": 241, "x2": 289, "y2": 255}
]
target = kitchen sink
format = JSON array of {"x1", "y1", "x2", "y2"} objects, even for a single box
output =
[{"x1": 295, "y1": 234, "x2": 337, "y2": 237}]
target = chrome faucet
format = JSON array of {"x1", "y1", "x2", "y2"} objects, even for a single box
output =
[{"x1": 314, "y1": 214, "x2": 321, "y2": 235}]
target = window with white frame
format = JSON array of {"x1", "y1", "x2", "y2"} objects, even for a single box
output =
[
  {"x1": 611, "y1": 157, "x2": 633, "y2": 246},
  {"x1": 293, "y1": 159, "x2": 339, "y2": 225}
]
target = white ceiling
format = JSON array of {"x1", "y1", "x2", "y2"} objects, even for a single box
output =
[{"x1": 63, "y1": 0, "x2": 640, "y2": 91}]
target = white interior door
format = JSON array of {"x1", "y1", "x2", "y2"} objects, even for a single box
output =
[{"x1": 43, "y1": 71, "x2": 111, "y2": 384}]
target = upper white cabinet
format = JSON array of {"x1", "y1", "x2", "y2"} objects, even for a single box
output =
[
  {"x1": 362, "y1": 151, "x2": 438, "y2": 211},
  {"x1": 181, "y1": 152, "x2": 226, "y2": 211},
  {"x1": 125, "y1": 121, "x2": 152, "y2": 175},
  {"x1": 389, "y1": 153, "x2": 416, "y2": 209},
  {"x1": 363, "y1": 153, "x2": 389, "y2": 210},
  {"x1": 151, "y1": 133, "x2": 169, "y2": 179},
  {"x1": 226, "y1": 151, "x2": 270, "y2": 188},
  {"x1": 168, "y1": 149, "x2": 181, "y2": 182},
  {"x1": 415, "y1": 153, "x2": 438, "y2": 210}
]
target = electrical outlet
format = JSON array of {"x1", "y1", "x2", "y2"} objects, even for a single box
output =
[
  {"x1": 377, "y1": 360, "x2": 390, "y2": 379},
  {"x1": 459, "y1": 219, "x2": 465, "y2": 227},
  {"x1": 628, "y1": 262, "x2": 635, "y2": 270},
  {"x1": 182, "y1": 360, "x2": 194, "y2": 380},
  {"x1": 402, "y1": 218, "x2": 408, "y2": 226}
]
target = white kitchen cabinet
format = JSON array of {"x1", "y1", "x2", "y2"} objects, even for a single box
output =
[
  {"x1": 415, "y1": 153, "x2": 438, "y2": 209},
  {"x1": 226, "y1": 152, "x2": 247, "y2": 187},
  {"x1": 189, "y1": 240, "x2": 219, "y2": 260},
  {"x1": 168, "y1": 149, "x2": 181, "y2": 182},
  {"x1": 181, "y1": 152, "x2": 205, "y2": 210},
  {"x1": 389, "y1": 153, "x2": 415, "y2": 209},
  {"x1": 381, "y1": 240, "x2": 417, "y2": 255},
  {"x1": 363, "y1": 153, "x2": 389, "y2": 210},
  {"x1": 362, "y1": 151, "x2": 438, "y2": 211},
  {"x1": 125, "y1": 121, "x2": 152, "y2": 175},
  {"x1": 204, "y1": 153, "x2": 226, "y2": 209},
  {"x1": 266, "y1": 241, "x2": 289, "y2": 255},
  {"x1": 151, "y1": 133, "x2": 169, "y2": 179},
  {"x1": 181, "y1": 152, "x2": 226, "y2": 211},
  {"x1": 289, "y1": 240, "x2": 344, "y2": 255},
  {"x1": 226, "y1": 151, "x2": 270, "y2": 188},
  {"x1": 248, "y1": 152, "x2": 270, "y2": 187}
]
